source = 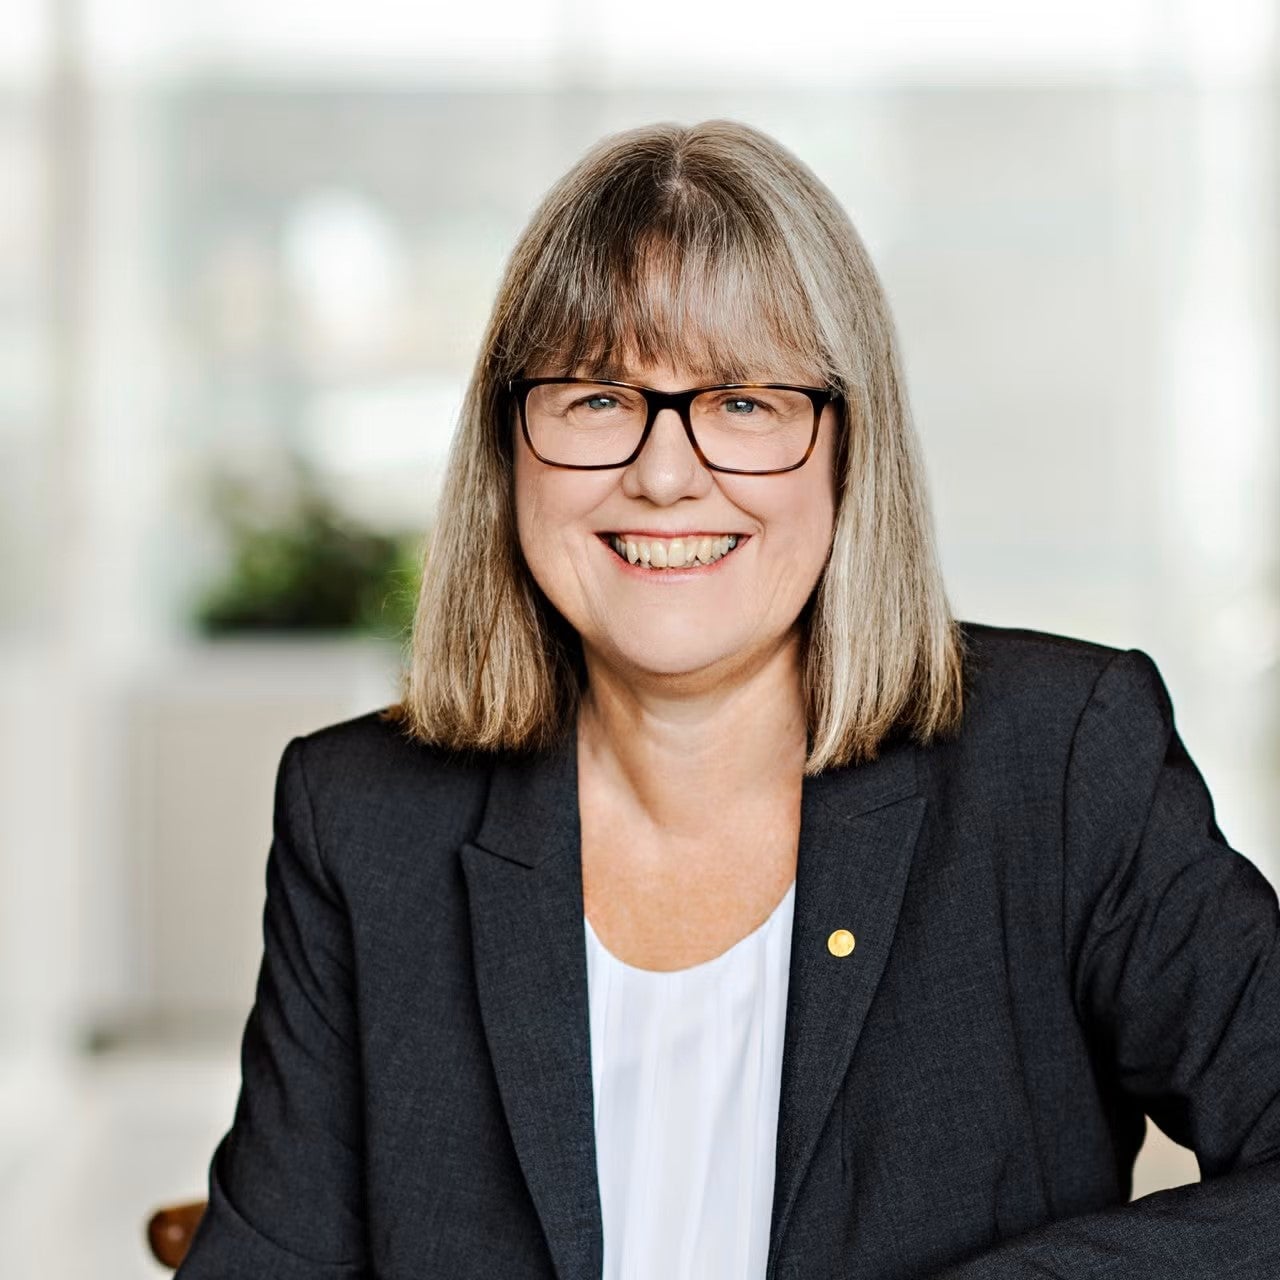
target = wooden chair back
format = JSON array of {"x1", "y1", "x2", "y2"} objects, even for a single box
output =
[{"x1": 146, "y1": 1198, "x2": 207, "y2": 1269}]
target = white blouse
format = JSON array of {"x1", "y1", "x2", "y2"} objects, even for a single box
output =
[{"x1": 584, "y1": 878, "x2": 797, "y2": 1280}]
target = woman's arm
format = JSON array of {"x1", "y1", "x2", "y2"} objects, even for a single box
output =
[
  {"x1": 928, "y1": 647, "x2": 1280, "y2": 1277},
  {"x1": 176, "y1": 737, "x2": 369, "y2": 1277}
]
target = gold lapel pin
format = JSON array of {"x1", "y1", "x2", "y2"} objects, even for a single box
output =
[{"x1": 827, "y1": 929, "x2": 856, "y2": 957}]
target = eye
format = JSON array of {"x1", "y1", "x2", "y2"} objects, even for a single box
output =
[
  {"x1": 568, "y1": 394, "x2": 620, "y2": 412},
  {"x1": 722, "y1": 396, "x2": 764, "y2": 414}
]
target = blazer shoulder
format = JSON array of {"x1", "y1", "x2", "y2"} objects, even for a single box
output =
[
  {"x1": 295, "y1": 704, "x2": 488, "y2": 774},
  {"x1": 953, "y1": 618, "x2": 1141, "y2": 740},
  {"x1": 285, "y1": 707, "x2": 492, "y2": 872}
]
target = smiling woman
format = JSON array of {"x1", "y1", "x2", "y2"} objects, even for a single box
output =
[
  {"x1": 174, "y1": 119, "x2": 1280, "y2": 1280},
  {"x1": 392, "y1": 119, "x2": 967, "y2": 768}
]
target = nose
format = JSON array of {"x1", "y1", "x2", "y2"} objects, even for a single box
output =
[
  {"x1": 636, "y1": 405, "x2": 698, "y2": 465},
  {"x1": 622, "y1": 404, "x2": 710, "y2": 500}
]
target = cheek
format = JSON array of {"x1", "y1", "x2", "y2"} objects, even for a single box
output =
[
  {"x1": 730, "y1": 468, "x2": 835, "y2": 572},
  {"x1": 800, "y1": 436, "x2": 838, "y2": 557},
  {"x1": 514, "y1": 484, "x2": 562, "y2": 591},
  {"x1": 785, "y1": 504, "x2": 835, "y2": 580},
  {"x1": 757, "y1": 487, "x2": 836, "y2": 594},
  {"x1": 512, "y1": 459, "x2": 565, "y2": 596},
  {"x1": 512, "y1": 451, "x2": 538, "y2": 559},
  {"x1": 512, "y1": 457, "x2": 613, "y2": 591}
]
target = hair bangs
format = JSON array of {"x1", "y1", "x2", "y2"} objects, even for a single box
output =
[{"x1": 523, "y1": 223, "x2": 831, "y2": 389}]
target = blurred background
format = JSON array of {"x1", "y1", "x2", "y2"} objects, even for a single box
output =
[{"x1": 2, "y1": 0, "x2": 1278, "y2": 1273}]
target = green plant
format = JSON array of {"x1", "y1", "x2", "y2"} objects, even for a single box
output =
[{"x1": 192, "y1": 460, "x2": 424, "y2": 640}]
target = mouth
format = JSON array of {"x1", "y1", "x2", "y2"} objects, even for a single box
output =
[{"x1": 595, "y1": 531, "x2": 749, "y2": 573}]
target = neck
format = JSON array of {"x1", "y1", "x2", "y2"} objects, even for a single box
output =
[{"x1": 576, "y1": 632, "x2": 808, "y2": 843}]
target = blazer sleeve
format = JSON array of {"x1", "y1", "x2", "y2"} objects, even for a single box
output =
[
  {"x1": 176, "y1": 736, "x2": 369, "y2": 1278},
  {"x1": 929, "y1": 646, "x2": 1280, "y2": 1278}
]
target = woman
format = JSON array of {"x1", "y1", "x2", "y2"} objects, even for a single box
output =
[{"x1": 176, "y1": 121, "x2": 1280, "y2": 1279}]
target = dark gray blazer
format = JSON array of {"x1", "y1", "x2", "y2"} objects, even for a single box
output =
[{"x1": 175, "y1": 621, "x2": 1280, "y2": 1279}]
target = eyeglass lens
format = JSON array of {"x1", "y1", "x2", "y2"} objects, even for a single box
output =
[{"x1": 523, "y1": 382, "x2": 817, "y2": 471}]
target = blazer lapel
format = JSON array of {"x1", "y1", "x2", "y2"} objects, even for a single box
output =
[
  {"x1": 460, "y1": 719, "x2": 926, "y2": 1280},
  {"x1": 766, "y1": 739, "x2": 926, "y2": 1277},
  {"x1": 460, "y1": 726, "x2": 602, "y2": 1280}
]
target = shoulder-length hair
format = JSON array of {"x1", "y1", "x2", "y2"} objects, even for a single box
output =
[{"x1": 383, "y1": 118, "x2": 968, "y2": 772}]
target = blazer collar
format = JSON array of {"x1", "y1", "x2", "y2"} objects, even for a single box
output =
[{"x1": 459, "y1": 718, "x2": 926, "y2": 1280}]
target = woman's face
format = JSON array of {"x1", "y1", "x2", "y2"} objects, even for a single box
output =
[{"x1": 513, "y1": 356, "x2": 839, "y2": 688}]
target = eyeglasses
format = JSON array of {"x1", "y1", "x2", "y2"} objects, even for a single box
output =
[{"x1": 508, "y1": 377, "x2": 839, "y2": 475}]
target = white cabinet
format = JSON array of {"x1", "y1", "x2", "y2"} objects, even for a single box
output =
[{"x1": 113, "y1": 636, "x2": 402, "y2": 1042}]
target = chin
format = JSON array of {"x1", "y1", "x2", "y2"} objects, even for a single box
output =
[{"x1": 601, "y1": 633, "x2": 748, "y2": 679}]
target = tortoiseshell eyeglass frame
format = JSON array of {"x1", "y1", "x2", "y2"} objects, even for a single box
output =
[{"x1": 507, "y1": 377, "x2": 841, "y2": 475}]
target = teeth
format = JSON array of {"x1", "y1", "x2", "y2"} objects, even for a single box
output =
[{"x1": 608, "y1": 533, "x2": 740, "y2": 569}]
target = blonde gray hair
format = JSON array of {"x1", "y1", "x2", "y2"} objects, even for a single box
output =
[{"x1": 383, "y1": 118, "x2": 967, "y2": 771}]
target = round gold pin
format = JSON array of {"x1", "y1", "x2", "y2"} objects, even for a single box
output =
[{"x1": 827, "y1": 928, "x2": 855, "y2": 957}]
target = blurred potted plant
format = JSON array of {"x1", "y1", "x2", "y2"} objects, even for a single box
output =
[{"x1": 192, "y1": 453, "x2": 424, "y2": 643}]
